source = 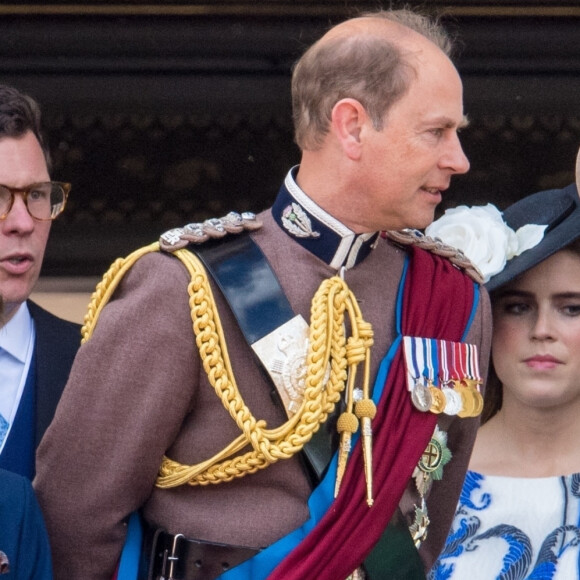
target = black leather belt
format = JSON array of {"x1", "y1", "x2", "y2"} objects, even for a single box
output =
[{"x1": 143, "y1": 527, "x2": 260, "y2": 580}]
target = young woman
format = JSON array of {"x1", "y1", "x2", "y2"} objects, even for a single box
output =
[{"x1": 427, "y1": 155, "x2": 580, "y2": 579}]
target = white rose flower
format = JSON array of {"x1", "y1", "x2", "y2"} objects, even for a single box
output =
[{"x1": 425, "y1": 203, "x2": 546, "y2": 283}]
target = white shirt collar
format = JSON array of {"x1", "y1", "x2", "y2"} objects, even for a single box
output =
[{"x1": 0, "y1": 302, "x2": 33, "y2": 363}]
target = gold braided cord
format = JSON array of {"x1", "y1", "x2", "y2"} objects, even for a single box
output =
[
  {"x1": 80, "y1": 241, "x2": 372, "y2": 488},
  {"x1": 157, "y1": 271, "x2": 374, "y2": 487},
  {"x1": 334, "y1": 293, "x2": 374, "y2": 500}
]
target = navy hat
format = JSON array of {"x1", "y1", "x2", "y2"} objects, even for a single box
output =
[{"x1": 486, "y1": 149, "x2": 580, "y2": 292}]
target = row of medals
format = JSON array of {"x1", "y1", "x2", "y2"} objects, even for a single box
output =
[{"x1": 411, "y1": 377, "x2": 483, "y2": 418}]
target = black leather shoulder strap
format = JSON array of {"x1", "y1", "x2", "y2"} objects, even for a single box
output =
[{"x1": 193, "y1": 233, "x2": 294, "y2": 345}]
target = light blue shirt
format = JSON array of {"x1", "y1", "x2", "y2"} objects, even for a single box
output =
[{"x1": 0, "y1": 303, "x2": 35, "y2": 453}]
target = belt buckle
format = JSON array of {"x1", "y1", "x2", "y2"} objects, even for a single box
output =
[{"x1": 156, "y1": 533, "x2": 185, "y2": 580}]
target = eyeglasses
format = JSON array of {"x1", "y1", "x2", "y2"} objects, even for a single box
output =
[{"x1": 0, "y1": 182, "x2": 71, "y2": 221}]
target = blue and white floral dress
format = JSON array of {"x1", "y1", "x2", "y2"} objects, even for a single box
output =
[{"x1": 429, "y1": 470, "x2": 580, "y2": 579}]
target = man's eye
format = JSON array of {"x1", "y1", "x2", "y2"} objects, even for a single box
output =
[{"x1": 29, "y1": 189, "x2": 48, "y2": 201}]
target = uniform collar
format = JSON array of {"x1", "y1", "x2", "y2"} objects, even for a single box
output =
[{"x1": 272, "y1": 167, "x2": 379, "y2": 271}]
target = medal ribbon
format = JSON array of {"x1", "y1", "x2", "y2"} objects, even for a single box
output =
[
  {"x1": 439, "y1": 340, "x2": 450, "y2": 385},
  {"x1": 404, "y1": 336, "x2": 423, "y2": 391},
  {"x1": 426, "y1": 339, "x2": 439, "y2": 386},
  {"x1": 467, "y1": 344, "x2": 482, "y2": 389}
]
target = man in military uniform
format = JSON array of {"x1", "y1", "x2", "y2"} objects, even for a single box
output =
[{"x1": 35, "y1": 9, "x2": 492, "y2": 579}]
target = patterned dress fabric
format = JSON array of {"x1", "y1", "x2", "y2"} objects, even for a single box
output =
[{"x1": 429, "y1": 470, "x2": 580, "y2": 580}]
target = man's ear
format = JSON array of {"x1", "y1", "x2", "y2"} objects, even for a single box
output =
[{"x1": 330, "y1": 98, "x2": 368, "y2": 160}]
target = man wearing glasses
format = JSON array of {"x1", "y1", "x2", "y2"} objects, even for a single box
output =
[{"x1": 0, "y1": 84, "x2": 80, "y2": 480}]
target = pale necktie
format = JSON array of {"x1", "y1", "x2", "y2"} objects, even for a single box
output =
[{"x1": 0, "y1": 412, "x2": 8, "y2": 448}]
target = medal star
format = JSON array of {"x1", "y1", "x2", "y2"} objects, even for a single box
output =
[
  {"x1": 410, "y1": 504, "x2": 430, "y2": 547},
  {"x1": 416, "y1": 425, "x2": 452, "y2": 485},
  {"x1": 427, "y1": 426, "x2": 452, "y2": 481}
]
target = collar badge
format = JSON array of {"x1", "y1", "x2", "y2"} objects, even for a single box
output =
[{"x1": 282, "y1": 202, "x2": 320, "y2": 239}]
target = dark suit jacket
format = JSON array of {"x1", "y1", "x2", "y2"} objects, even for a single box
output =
[
  {"x1": 0, "y1": 467, "x2": 53, "y2": 579},
  {"x1": 27, "y1": 300, "x2": 81, "y2": 448}
]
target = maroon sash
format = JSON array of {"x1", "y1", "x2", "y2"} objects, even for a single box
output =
[{"x1": 268, "y1": 246, "x2": 476, "y2": 579}]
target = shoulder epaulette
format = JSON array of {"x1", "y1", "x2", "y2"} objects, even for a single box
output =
[
  {"x1": 159, "y1": 211, "x2": 262, "y2": 252},
  {"x1": 383, "y1": 229, "x2": 484, "y2": 284}
]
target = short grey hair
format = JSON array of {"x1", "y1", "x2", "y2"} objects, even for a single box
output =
[{"x1": 292, "y1": 8, "x2": 453, "y2": 151}]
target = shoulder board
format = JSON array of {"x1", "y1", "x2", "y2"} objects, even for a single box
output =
[
  {"x1": 159, "y1": 211, "x2": 263, "y2": 252},
  {"x1": 383, "y1": 229, "x2": 484, "y2": 285}
]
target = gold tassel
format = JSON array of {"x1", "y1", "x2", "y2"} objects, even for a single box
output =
[
  {"x1": 335, "y1": 411, "x2": 358, "y2": 497},
  {"x1": 356, "y1": 398, "x2": 377, "y2": 506}
]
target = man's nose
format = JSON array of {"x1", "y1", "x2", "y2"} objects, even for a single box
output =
[
  {"x1": 1, "y1": 195, "x2": 35, "y2": 233},
  {"x1": 441, "y1": 134, "x2": 470, "y2": 175}
]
